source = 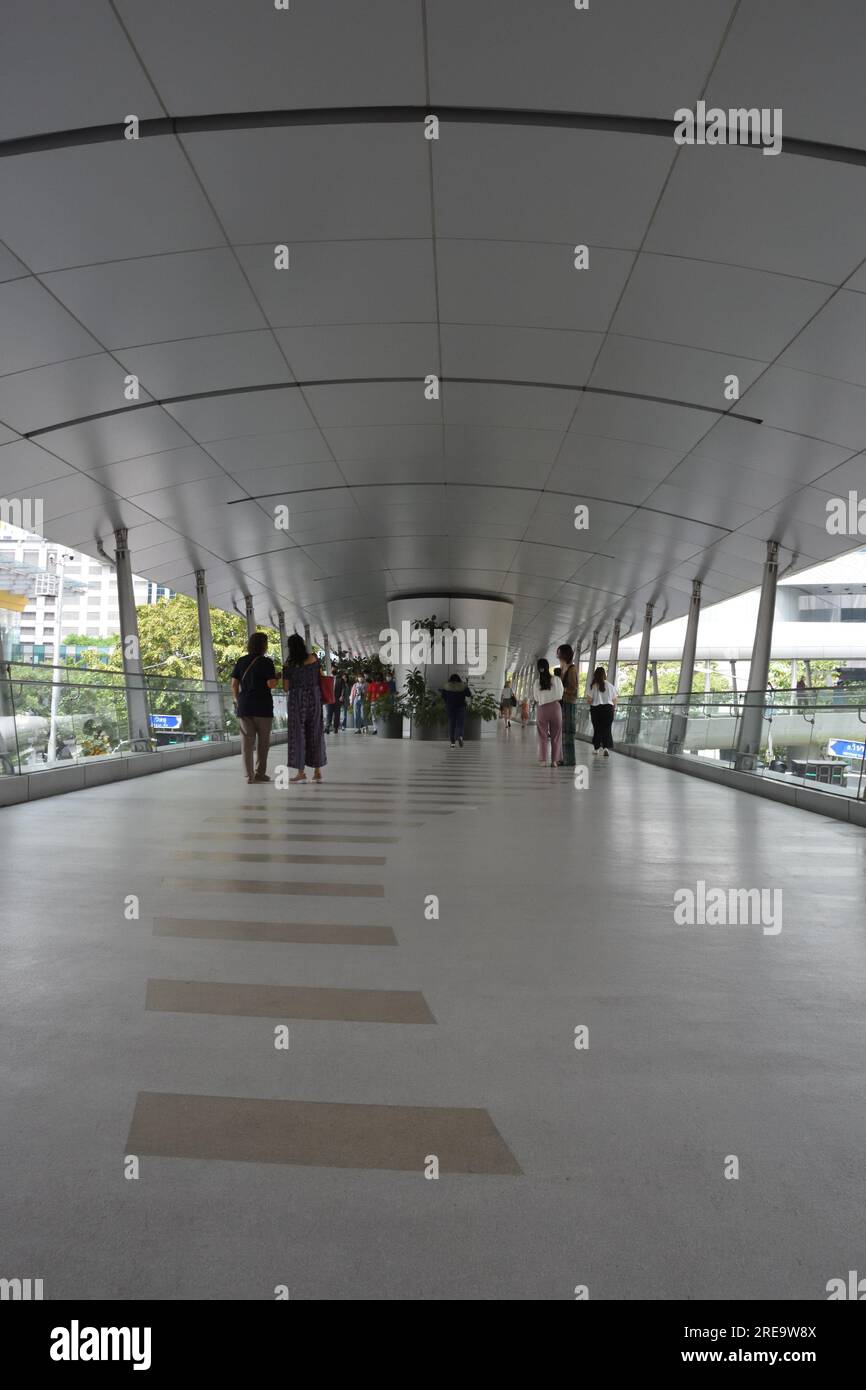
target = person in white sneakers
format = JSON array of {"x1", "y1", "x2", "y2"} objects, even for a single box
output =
[
  {"x1": 532, "y1": 658, "x2": 563, "y2": 766},
  {"x1": 587, "y1": 665, "x2": 618, "y2": 756}
]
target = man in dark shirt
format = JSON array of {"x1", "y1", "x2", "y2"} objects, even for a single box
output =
[{"x1": 230, "y1": 631, "x2": 278, "y2": 783}]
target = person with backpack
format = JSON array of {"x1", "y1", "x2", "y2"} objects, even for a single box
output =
[
  {"x1": 532, "y1": 658, "x2": 563, "y2": 766},
  {"x1": 587, "y1": 665, "x2": 618, "y2": 757},
  {"x1": 230, "y1": 631, "x2": 279, "y2": 784}
]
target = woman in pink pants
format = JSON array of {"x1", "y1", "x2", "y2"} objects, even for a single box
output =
[{"x1": 532, "y1": 658, "x2": 564, "y2": 766}]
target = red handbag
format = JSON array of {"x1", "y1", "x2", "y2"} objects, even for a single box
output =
[{"x1": 319, "y1": 673, "x2": 335, "y2": 704}]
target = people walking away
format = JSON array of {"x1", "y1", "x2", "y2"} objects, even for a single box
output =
[
  {"x1": 283, "y1": 633, "x2": 327, "y2": 782},
  {"x1": 327, "y1": 671, "x2": 346, "y2": 733},
  {"x1": 340, "y1": 671, "x2": 351, "y2": 728},
  {"x1": 556, "y1": 643, "x2": 579, "y2": 767},
  {"x1": 500, "y1": 680, "x2": 517, "y2": 729},
  {"x1": 587, "y1": 665, "x2": 618, "y2": 756},
  {"x1": 441, "y1": 674, "x2": 472, "y2": 747},
  {"x1": 533, "y1": 658, "x2": 563, "y2": 766},
  {"x1": 231, "y1": 630, "x2": 279, "y2": 784},
  {"x1": 350, "y1": 674, "x2": 367, "y2": 733}
]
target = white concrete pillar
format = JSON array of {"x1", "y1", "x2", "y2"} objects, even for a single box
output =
[{"x1": 114, "y1": 527, "x2": 151, "y2": 749}]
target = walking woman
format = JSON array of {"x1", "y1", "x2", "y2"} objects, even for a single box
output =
[
  {"x1": 556, "y1": 643, "x2": 579, "y2": 766},
  {"x1": 587, "y1": 665, "x2": 618, "y2": 757},
  {"x1": 533, "y1": 658, "x2": 563, "y2": 766},
  {"x1": 231, "y1": 630, "x2": 279, "y2": 784},
  {"x1": 500, "y1": 679, "x2": 517, "y2": 729},
  {"x1": 441, "y1": 673, "x2": 472, "y2": 748},
  {"x1": 283, "y1": 633, "x2": 327, "y2": 783}
]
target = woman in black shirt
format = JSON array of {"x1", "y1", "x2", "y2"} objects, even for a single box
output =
[{"x1": 230, "y1": 631, "x2": 279, "y2": 784}]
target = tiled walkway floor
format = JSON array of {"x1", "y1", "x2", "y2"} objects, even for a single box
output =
[{"x1": 2, "y1": 728, "x2": 865, "y2": 1299}]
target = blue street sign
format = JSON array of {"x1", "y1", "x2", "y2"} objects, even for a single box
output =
[
  {"x1": 150, "y1": 714, "x2": 182, "y2": 730},
  {"x1": 828, "y1": 738, "x2": 866, "y2": 759}
]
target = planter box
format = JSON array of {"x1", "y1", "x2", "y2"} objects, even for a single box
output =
[{"x1": 377, "y1": 715, "x2": 405, "y2": 739}]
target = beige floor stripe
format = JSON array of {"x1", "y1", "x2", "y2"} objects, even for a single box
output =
[
  {"x1": 153, "y1": 917, "x2": 396, "y2": 945},
  {"x1": 187, "y1": 831, "x2": 400, "y2": 844},
  {"x1": 205, "y1": 816, "x2": 423, "y2": 828},
  {"x1": 163, "y1": 877, "x2": 384, "y2": 898},
  {"x1": 146, "y1": 978, "x2": 434, "y2": 1023},
  {"x1": 127, "y1": 1091, "x2": 522, "y2": 1175},
  {"x1": 172, "y1": 850, "x2": 386, "y2": 867}
]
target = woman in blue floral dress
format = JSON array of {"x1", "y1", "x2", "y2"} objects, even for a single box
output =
[{"x1": 283, "y1": 634, "x2": 327, "y2": 782}]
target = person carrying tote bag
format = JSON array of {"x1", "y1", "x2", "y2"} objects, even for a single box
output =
[{"x1": 230, "y1": 631, "x2": 278, "y2": 784}]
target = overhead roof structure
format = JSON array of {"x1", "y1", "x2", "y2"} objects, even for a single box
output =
[{"x1": 1, "y1": 0, "x2": 865, "y2": 667}]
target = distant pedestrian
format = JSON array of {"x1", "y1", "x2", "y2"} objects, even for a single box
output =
[
  {"x1": 326, "y1": 671, "x2": 346, "y2": 733},
  {"x1": 283, "y1": 633, "x2": 327, "y2": 782},
  {"x1": 587, "y1": 665, "x2": 618, "y2": 757},
  {"x1": 556, "y1": 643, "x2": 580, "y2": 766},
  {"x1": 533, "y1": 658, "x2": 563, "y2": 766},
  {"x1": 441, "y1": 674, "x2": 472, "y2": 748},
  {"x1": 231, "y1": 631, "x2": 279, "y2": 784},
  {"x1": 500, "y1": 680, "x2": 517, "y2": 729},
  {"x1": 350, "y1": 675, "x2": 368, "y2": 733}
]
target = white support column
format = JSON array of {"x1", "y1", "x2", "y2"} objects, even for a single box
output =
[
  {"x1": 735, "y1": 540, "x2": 780, "y2": 771},
  {"x1": 627, "y1": 602, "x2": 654, "y2": 741},
  {"x1": 114, "y1": 527, "x2": 151, "y2": 749},
  {"x1": 667, "y1": 579, "x2": 702, "y2": 755},
  {"x1": 244, "y1": 594, "x2": 256, "y2": 639},
  {"x1": 277, "y1": 611, "x2": 288, "y2": 666},
  {"x1": 322, "y1": 631, "x2": 332, "y2": 676},
  {"x1": 195, "y1": 568, "x2": 225, "y2": 737},
  {"x1": 584, "y1": 630, "x2": 599, "y2": 697},
  {"x1": 607, "y1": 620, "x2": 621, "y2": 686},
  {"x1": 303, "y1": 621, "x2": 312, "y2": 651}
]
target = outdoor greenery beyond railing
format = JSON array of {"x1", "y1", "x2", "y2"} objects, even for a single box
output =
[
  {"x1": 574, "y1": 685, "x2": 866, "y2": 801},
  {"x1": 0, "y1": 660, "x2": 287, "y2": 775}
]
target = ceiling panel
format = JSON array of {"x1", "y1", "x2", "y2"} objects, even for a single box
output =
[
  {"x1": 0, "y1": 278, "x2": 99, "y2": 376},
  {"x1": 0, "y1": 0, "x2": 162, "y2": 141},
  {"x1": 116, "y1": 0, "x2": 425, "y2": 113},
  {"x1": 0, "y1": 353, "x2": 150, "y2": 434},
  {"x1": 0, "y1": 140, "x2": 222, "y2": 273},
  {"x1": 428, "y1": 0, "x2": 735, "y2": 115}
]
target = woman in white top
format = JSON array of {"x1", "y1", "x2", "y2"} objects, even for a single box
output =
[
  {"x1": 587, "y1": 665, "x2": 618, "y2": 757},
  {"x1": 532, "y1": 658, "x2": 564, "y2": 766}
]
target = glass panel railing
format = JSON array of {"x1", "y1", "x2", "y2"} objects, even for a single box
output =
[
  {"x1": 606, "y1": 686, "x2": 866, "y2": 803},
  {"x1": 0, "y1": 661, "x2": 260, "y2": 774}
]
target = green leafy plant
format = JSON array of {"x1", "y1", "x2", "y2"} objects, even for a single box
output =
[
  {"x1": 404, "y1": 667, "x2": 445, "y2": 727},
  {"x1": 466, "y1": 686, "x2": 499, "y2": 721},
  {"x1": 371, "y1": 690, "x2": 406, "y2": 720}
]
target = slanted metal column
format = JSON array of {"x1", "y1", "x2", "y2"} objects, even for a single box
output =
[
  {"x1": 195, "y1": 569, "x2": 225, "y2": 737},
  {"x1": 627, "y1": 602, "x2": 654, "y2": 741},
  {"x1": 114, "y1": 527, "x2": 151, "y2": 749},
  {"x1": 303, "y1": 621, "x2": 312, "y2": 651},
  {"x1": 735, "y1": 540, "x2": 780, "y2": 770},
  {"x1": 607, "y1": 620, "x2": 621, "y2": 686},
  {"x1": 584, "y1": 629, "x2": 599, "y2": 697},
  {"x1": 651, "y1": 661, "x2": 659, "y2": 695},
  {"x1": 244, "y1": 594, "x2": 256, "y2": 639},
  {"x1": 667, "y1": 579, "x2": 702, "y2": 755},
  {"x1": 322, "y1": 631, "x2": 332, "y2": 676},
  {"x1": 277, "y1": 611, "x2": 288, "y2": 666}
]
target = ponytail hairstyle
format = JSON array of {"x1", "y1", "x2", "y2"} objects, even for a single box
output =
[
  {"x1": 537, "y1": 657, "x2": 552, "y2": 692},
  {"x1": 591, "y1": 665, "x2": 606, "y2": 691}
]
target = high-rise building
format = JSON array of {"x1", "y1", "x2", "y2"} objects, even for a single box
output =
[{"x1": 0, "y1": 524, "x2": 172, "y2": 662}]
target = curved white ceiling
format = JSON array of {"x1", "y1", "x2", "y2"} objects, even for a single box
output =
[{"x1": 1, "y1": 0, "x2": 865, "y2": 666}]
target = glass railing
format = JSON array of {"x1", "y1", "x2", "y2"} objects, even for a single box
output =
[
  {"x1": 575, "y1": 685, "x2": 866, "y2": 802},
  {"x1": 0, "y1": 661, "x2": 288, "y2": 775}
]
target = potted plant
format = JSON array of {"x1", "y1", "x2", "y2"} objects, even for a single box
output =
[
  {"x1": 371, "y1": 689, "x2": 406, "y2": 739},
  {"x1": 404, "y1": 667, "x2": 447, "y2": 740},
  {"x1": 464, "y1": 685, "x2": 499, "y2": 740}
]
